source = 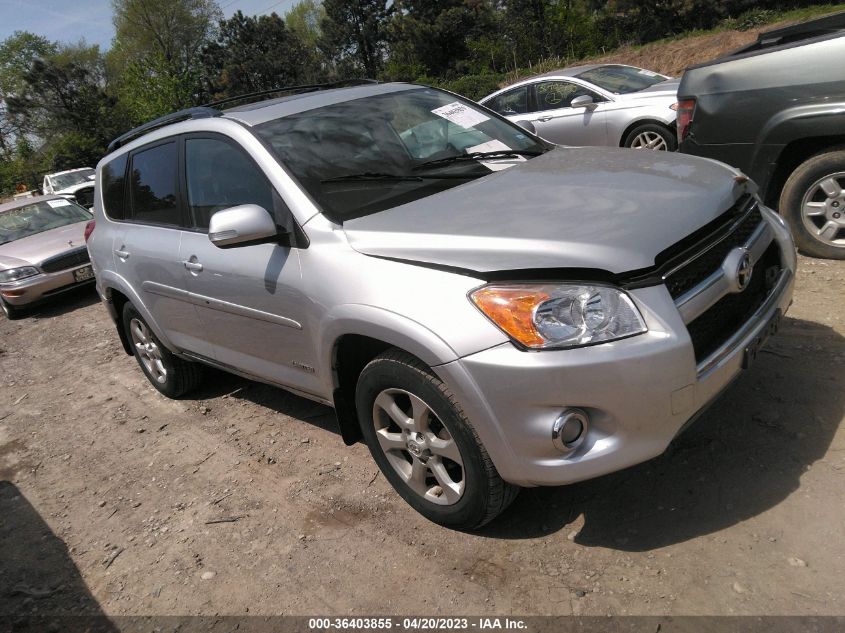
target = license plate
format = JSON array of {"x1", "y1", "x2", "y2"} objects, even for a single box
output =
[
  {"x1": 742, "y1": 309, "x2": 782, "y2": 370},
  {"x1": 73, "y1": 265, "x2": 94, "y2": 282}
]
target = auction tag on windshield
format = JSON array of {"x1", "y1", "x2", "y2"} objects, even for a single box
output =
[
  {"x1": 46, "y1": 199, "x2": 72, "y2": 208},
  {"x1": 432, "y1": 102, "x2": 489, "y2": 129}
]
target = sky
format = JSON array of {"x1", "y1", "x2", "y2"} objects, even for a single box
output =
[{"x1": 0, "y1": 0, "x2": 299, "y2": 49}]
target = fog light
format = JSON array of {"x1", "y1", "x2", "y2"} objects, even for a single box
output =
[{"x1": 552, "y1": 408, "x2": 589, "y2": 454}]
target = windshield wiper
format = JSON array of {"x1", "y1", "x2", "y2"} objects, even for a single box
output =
[
  {"x1": 321, "y1": 171, "x2": 475, "y2": 183},
  {"x1": 412, "y1": 150, "x2": 545, "y2": 171}
]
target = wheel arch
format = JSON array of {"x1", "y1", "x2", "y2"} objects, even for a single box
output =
[
  {"x1": 763, "y1": 136, "x2": 845, "y2": 209},
  {"x1": 618, "y1": 118, "x2": 677, "y2": 148},
  {"x1": 321, "y1": 306, "x2": 460, "y2": 447}
]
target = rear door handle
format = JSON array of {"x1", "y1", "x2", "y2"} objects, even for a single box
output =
[
  {"x1": 536, "y1": 116, "x2": 554, "y2": 122},
  {"x1": 183, "y1": 260, "x2": 203, "y2": 272},
  {"x1": 114, "y1": 249, "x2": 130, "y2": 259}
]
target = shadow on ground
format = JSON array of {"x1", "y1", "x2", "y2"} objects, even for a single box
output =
[
  {"x1": 25, "y1": 285, "x2": 99, "y2": 320},
  {"x1": 0, "y1": 481, "x2": 116, "y2": 630},
  {"x1": 481, "y1": 316, "x2": 844, "y2": 548}
]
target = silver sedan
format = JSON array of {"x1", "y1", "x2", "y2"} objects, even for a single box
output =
[{"x1": 479, "y1": 64, "x2": 679, "y2": 150}]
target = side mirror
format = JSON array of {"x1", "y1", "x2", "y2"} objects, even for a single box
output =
[
  {"x1": 570, "y1": 95, "x2": 595, "y2": 109},
  {"x1": 208, "y1": 204, "x2": 281, "y2": 248},
  {"x1": 515, "y1": 120, "x2": 536, "y2": 135}
]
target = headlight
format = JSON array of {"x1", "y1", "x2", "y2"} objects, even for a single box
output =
[
  {"x1": 470, "y1": 283, "x2": 647, "y2": 349},
  {"x1": 0, "y1": 266, "x2": 40, "y2": 283}
]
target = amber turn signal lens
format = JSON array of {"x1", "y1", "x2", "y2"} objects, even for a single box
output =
[{"x1": 470, "y1": 286, "x2": 550, "y2": 347}]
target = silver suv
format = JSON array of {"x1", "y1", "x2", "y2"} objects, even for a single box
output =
[{"x1": 86, "y1": 82, "x2": 796, "y2": 529}]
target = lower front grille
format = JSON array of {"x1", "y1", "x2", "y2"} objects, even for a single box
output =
[
  {"x1": 686, "y1": 241, "x2": 782, "y2": 363},
  {"x1": 40, "y1": 247, "x2": 90, "y2": 273}
]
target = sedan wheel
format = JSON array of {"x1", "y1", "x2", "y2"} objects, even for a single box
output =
[
  {"x1": 630, "y1": 130, "x2": 668, "y2": 150},
  {"x1": 623, "y1": 123, "x2": 677, "y2": 152},
  {"x1": 372, "y1": 388, "x2": 465, "y2": 505}
]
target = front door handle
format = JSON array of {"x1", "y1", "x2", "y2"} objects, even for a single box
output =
[
  {"x1": 114, "y1": 249, "x2": 130, "y2": 259},
  {"x1": 536, "y1": 116, "x2": 554, "y2": 122},
  {"x1": 183, "y1": 260, "x2": 203, "y2": 272}
]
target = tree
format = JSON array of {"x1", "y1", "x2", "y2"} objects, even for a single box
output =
[
  {"x1": 202, "y1": 11, "x2": 316, "y2": 101},
  {"x1": 0, "y1": 32, "x2": 58, "y2": 159},
  {"x1": 286, "y1": 0, "x2": 325, "y2": 50},
  {"x1": 319, "y1": 0, "x2": 391, "y2": 78},
  {"x1": 109, "y1": 0, "x2": 221, "y2": 118},
  {"x1": 6, "y1": 43, "x2": 128, "y2": 169}
]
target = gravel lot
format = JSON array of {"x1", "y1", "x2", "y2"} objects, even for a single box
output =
[{"x1": 0, "y1": 255, "x2": 843, "y2": 617}]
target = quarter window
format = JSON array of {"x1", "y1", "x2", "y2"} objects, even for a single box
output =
[
  {"x1": 184, "y1": 137, "x2": 275, "y2": 230},
  {"x1": 128, "y1": 142, "x2": 180, "y2": 226},
  {"x1": 101, "y1": 154, "x2": 128, "y2": 220}
]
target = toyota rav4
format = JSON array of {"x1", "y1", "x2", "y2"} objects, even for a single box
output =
[{"x1": 86, "y1": 82, "x2": 796, "y2": 529}]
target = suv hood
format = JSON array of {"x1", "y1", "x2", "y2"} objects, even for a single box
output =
[
  {"x1": 344, "y1": 147, "x2": 747, "y2": 275},
  {"x1": 0, "y1": 222, "x2": 88, "y2": 271}
]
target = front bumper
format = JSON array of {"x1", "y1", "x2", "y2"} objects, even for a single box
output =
[
  {"x1": 435, "y1": 210, "x2": 796, "y2": 487},
  {"x1": 0, "y1": 264, "x2": 94, "y2": 308}
]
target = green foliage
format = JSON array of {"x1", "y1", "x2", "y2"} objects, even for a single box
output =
[
  {"x1": 286, "y1": 0, "x2": 325, "y2": 49},
  {"x1": 202, "y1": 11, "x2": 317, "y2": 101},
  {"x1": 319, "y1": 0, "x2": 392, "y2": 77}
]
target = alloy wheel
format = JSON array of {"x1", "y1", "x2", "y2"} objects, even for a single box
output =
[
  {"x1": 129, "y1": 317, "x2": 167, "y2": 384},
  {"x1": 630, "y1": 131, "x2": 668, "y2": 150},
  {"x1": 800, "y1": 171, "x2": 845, "y2": 249},
  {"x1": 372, "y1": 388, "x2": 465, "y2": 505}
]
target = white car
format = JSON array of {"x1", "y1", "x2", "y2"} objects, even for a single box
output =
[
  {"x1": 42, "y1": 168, "x2": 96, "y2": 208},
  {"x1": 479, "y1": 64, "x2": 679, "y2": 151}
]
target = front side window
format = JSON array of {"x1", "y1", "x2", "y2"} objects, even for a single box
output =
[
  {"x1": 485, "y1": 87, "x2": 529, "y2": 116},
  {"x1": 128, "y1": 142, "x2": 180, "y2": 226},
  {"x1": 535, "y1": 81, "x2": 604, "y2": 111},
  {"x1": 256, "y1": 87, "x2": 548, "y2": 222},
  {"x1": 0, "y1": 199, "x2": 91, "y2": 246},
  {"x1": 101, "y1": 154, "x2": 128, "y2": 220},
  {"x1": 184, "y1": 138, "x2": 275, "y2": 230}
]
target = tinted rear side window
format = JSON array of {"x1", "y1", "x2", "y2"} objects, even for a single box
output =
[
  {"x1": 184, "y1": 137, "x2": 274, "y2": 230},
  {"x1": 129, "y1": 142, "x2": 180, "y2": 226},
  {"x1": 101, "y1": 154, "x2": 128, "y2": 220}
]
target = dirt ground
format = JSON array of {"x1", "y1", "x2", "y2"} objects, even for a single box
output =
[{"x1": 0, "y1": 255, "x2": 843, "y2": 618}]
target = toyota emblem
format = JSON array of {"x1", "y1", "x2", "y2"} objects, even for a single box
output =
[{"x1": 736, "y1": 252, "x2": 753, "y2": 291}]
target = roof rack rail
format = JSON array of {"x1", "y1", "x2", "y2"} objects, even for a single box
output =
[
  {"x1": 107, "y1": 107, "x2": 222, "y2": 153},
  {"x1": 203, "y1": 78, "x2": 380, "y2": 109},
  {"x1": 106, "y1": 79, "x2": 380, "y2": 154}
]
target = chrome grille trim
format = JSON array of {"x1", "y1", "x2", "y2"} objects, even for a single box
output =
[{"x1": 674, "y1": 217, "x2": 774, "y2": 324}]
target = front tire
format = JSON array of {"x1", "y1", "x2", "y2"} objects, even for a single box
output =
[
  {"x1": 623, "y1": 123, "x2": 676, "y2": 151},
  {"x1": 355, "y1": 349, "x2": 519, "y2": 529},
  {"x1": 122, "y1": 303, "x2": 202, "y2": 398},
  {"x1": 779, "y1": 149, "x2": 845, "y2": 259}
]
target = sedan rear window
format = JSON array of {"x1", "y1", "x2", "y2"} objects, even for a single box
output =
[
  {"x1": 575, "y1": 65, "x2": 669, "y2": 94},
  {"x1": 0, "y1": 200, "x2": 91, "y2": 245},
  {"x1": 256, "y1": 88, "x2": 547, "y2": 222}
]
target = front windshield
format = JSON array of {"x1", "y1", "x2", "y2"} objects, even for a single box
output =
[
  {"x1": 575, "y1": 65, "x2": 669, "y2": 94},
  {"x1": 256, "y1": 87, "x2": 549, "y2": 221},
  {"x1": 0, "y1": 199, "x2": 91, "y2": 246},
  {"x1": 50, "y1": 169, "x2": 95, "y2": 190}
]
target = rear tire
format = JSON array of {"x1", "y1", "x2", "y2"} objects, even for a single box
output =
[
  {"x1": 623, "y1": 123, "x2": 676, "y2": 151},
  {"x1": 0, "y1": 298, "x2": 22, "y2": 320},
  {"x1": 355, "y1": 348, "x2": 519, "y2": 530},
  {"x1": 122, "y1": 303, "x2": 202, "y2": 398},
  {"x1": 779, "y1": 149, "x2": 845, "y2": 259}
]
